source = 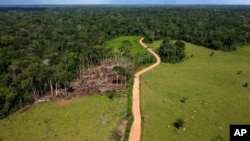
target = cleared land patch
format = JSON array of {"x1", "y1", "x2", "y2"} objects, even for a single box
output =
[
  {"x1": 141, "y1": 42, "x2": 250, "y2": 141},
  {"x1": 0, "y1": 36, "x2": 153, "y2": 141},
  {"x1": 0, "y1": 95, "x2": 127, "y2": 141}
]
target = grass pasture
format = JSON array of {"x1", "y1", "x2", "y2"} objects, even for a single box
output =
[
  {"x1": 105, "y1": 36, "x2": 155, "y2": 66},
  {"x1": 0, "y1": 95, "x2": 127, "y2": 141},
  {"x1": 140, "y1": 42, "x2": 250, "y2": 141},
  {"x1": 105, "y1": 36, "x2": 147, "y2": 56}
]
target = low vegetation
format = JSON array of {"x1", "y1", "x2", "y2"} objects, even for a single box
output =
[
  {"x1": 0, "y1": 95, "x2": 127, "y2": 141},
  {"x1": 105, "y1": 36, "x2": 155, "y2": 141},
  {"x1": 141, "y1": 42, "x2": 250, "y2": 141},
  {"x1": 173, "y1": 118, "x2": 185, "y2": 129},
  {"x1": 105, "y1": 36, "x2": 155, "y2": 67}
]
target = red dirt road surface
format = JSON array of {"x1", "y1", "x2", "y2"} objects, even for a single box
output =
[{"x1": 129, "y1": 38, "x2": 161, "y2": 141}]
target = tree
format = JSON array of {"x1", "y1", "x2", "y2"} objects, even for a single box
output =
[
  {"x1": 158, "y1": 39, "x2": 185, "y2": 63},
  {"x1": 174, "y1": 40, "x2": 185, "y2": 61}
]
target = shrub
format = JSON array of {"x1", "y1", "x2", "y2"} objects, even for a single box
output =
[
  {"x1": 210, "y1": 52, "x2": 214, "y2": 56},
  {"x1": 242, "y1": 82, "x2": 248, "y2": 87},
  {"x1": 173, "y1": 118, "x2": 185, "y2": 129},
  {"x1": 158, "y1": 40, "x2": 185, "y2": 63},
  {"x1": 180, "y1": 97, "x2": 187, "y2": 103},
  {"x1": 237, "y1": 70, "x2": 242, "y2": 74}
]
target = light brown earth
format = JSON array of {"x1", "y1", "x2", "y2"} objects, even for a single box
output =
[{"x1": 129, "y1": 38, "x2": 161, "y2": 141}]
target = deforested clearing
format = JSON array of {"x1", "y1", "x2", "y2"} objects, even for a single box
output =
[{"x1": 141, "y1": 42, "x2": 250, "y2": 141}]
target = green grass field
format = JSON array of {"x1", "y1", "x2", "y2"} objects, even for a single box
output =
[
  {"x1": 105, "y1": 36, "x2": 155, "y2": 69},
  {"x1": 0, "y1": 93, "x2": 127, "y2": 141},
  {"x1": 140, "y1": 42, "x2": 250, "y2": 141},
  {"x1": 105, "y1": 36, "x2": 147, "y2": 56}
]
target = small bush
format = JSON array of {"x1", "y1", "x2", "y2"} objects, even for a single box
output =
[
  {"x1": 190, "y1": 54, "x2": 194, "y2": 57},
  {"x1": 109, "y1": 129, "x2": 121, "y2": 141},
  {"x1": 173, "y1": 118, "x2": 185, "y2": 129},
  {"x1": 210, "y1": 52, "x2": 214, "y2": 56},
  {"x1": 106, "y1": 91, "x2": 119, "y2": 100},
  {"x1": 237, "y1": 70, "x2": 242, "y2": 74},
  {"x1": 108, "y1": 93, "x2": 114, "y2": 100},
  {"x1": 242, "y1": 82, "x2": 248, "y2": 87},
  {"x1": 180, "y1": 97, "x2": 187, "y2": 103}
]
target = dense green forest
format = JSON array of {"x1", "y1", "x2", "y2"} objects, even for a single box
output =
[
  {"x1": 158, "y1": 39, "x2": 186, "y2": 63},
  {"x1": 0, "y1": 6, "x2": 250, "y2": 118}
]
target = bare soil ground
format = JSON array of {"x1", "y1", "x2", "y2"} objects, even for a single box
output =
[{"x1": 37, "y1": 58, "x2": 131, "y2": 102}]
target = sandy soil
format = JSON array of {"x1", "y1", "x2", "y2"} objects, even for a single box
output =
[{"x1": 129, "y1": 38, "x2": 161, "y2": 141}]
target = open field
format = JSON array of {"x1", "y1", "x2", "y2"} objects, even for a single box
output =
[
  {"x1": 0, "y1": 94, "x2": 127, "y2": 141},
  {"x1": 140, "y1": 42, "x2": 250, "y2": 141},
  {"x1": 105, "y1": 36, "x2": 148, "y2": 56},
  {"x1": 105, "y1": 36, "x2": 155, "y2": 71}
]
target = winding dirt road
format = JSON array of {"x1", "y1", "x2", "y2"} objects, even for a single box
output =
[{"x1": 128, "y1": 38, "x2": 161, "y2": 141}]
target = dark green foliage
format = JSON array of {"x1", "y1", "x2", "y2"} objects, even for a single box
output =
[
  {"x1": 106, "y1": 92, "x2": 117, "y2": 100},
  {"x1": 0, "y1": 7, "x2": 112, "y2": 118},
  {"x1": 237, "y1": 70, "x2": 242, "y2": 74},
  {"x1": 158, "y1": 39, "x2": 185, "y2": 63},
  {"x1": 122, "y1": 78, "x2": 134, "y2": 141},
  {"x1": 108, "y1": 94, "x2": 114, "y2": 100},
  {"x1": 210, "y1": 52, "x2": 215, "y2": 56},
  {"x1": 180, "y1": 98, "x2": 187, "y2": 103},
  {"x1": 242, "y1": 82, "x2": 248, "y2": 87},
  {"x1": 173, "y1": 118, "x2": 185, "y2": 129},
  {"x1": 1, "y1": 6, "x2": 250, "y2": 118}
]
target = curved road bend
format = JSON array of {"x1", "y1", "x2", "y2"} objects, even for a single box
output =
[{"x1": 129, "y1": 38, "x2": 161, "y2": 141}]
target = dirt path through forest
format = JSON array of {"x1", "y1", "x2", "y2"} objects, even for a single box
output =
[{"x1": 128, "y1": 38, "x2": 161, "y2": 141}]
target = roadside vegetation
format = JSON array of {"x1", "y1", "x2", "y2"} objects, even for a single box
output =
[
  {"x1": 104, "y1": 36, "x2": 155, "y2": 141},
  {"x1": 141, "y1": 42, "x2": 250, "y2": 141}
]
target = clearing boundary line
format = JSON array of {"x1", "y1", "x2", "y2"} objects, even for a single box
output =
[{"x1": 129, "y1": 38, "x2": 161, "y2": 141}]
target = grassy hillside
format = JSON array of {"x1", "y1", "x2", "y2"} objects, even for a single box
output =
[
  {"x1": 141, "y1": 42, "x2": 250, "y2": 141},
  {"x1": 0, "y1": 95, "x2": 127, "y2": 141}
]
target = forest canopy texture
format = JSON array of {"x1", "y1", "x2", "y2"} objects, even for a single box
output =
[
  {"x1": 158, "y1": 39, "x2": 186, "y2": 63},
  {"x1": 0, "y1": 6, "x2": 250, "y2": 118}
]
